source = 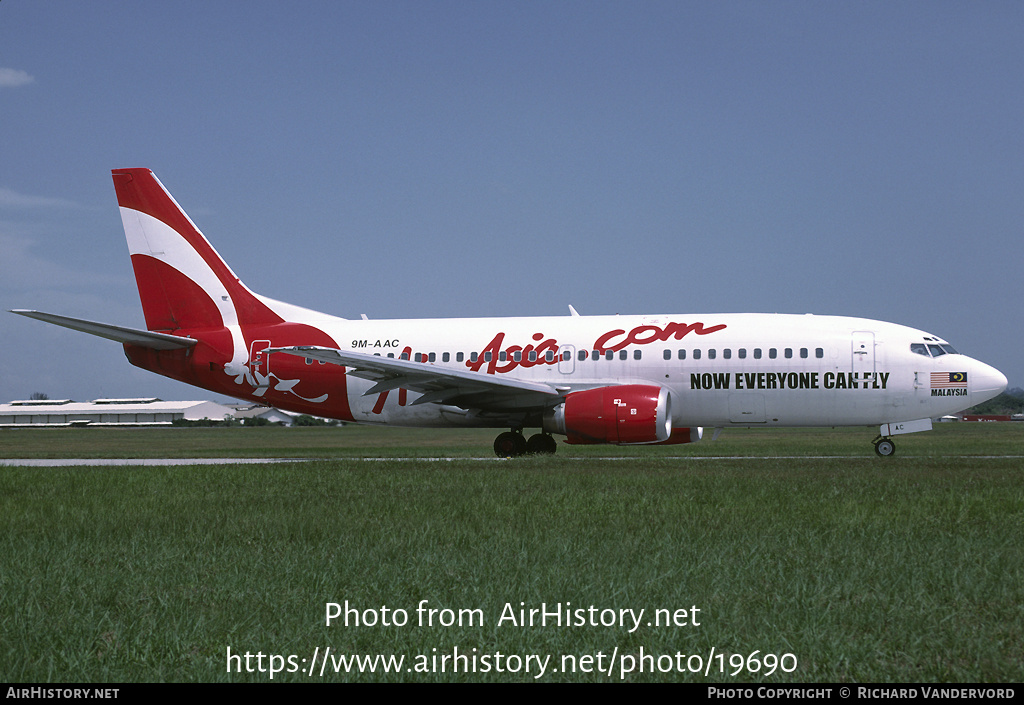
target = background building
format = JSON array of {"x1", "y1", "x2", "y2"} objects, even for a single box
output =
[{"x1": 0, "y1": 398, "x2": 235, "y2": 427}]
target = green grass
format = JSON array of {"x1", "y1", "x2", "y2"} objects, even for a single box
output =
[
  {"x1": 1, "y1": 421, "x2": 1022, "y2": 459},
  {"x1": 0, "y1": 425, "x2": 1022, "y2": 682}
]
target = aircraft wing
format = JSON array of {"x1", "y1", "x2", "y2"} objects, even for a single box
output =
[
  {"x1": 267, "y1": 345, "x2": 564, "y2": 410},
  {"x1": 10, "y1": 310, "x2": 197, "y2": 350}
]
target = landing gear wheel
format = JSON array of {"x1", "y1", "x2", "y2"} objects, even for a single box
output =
[
  {"x1": 526, "y1": 433, "x2": 558, "y2": 455},
  {"x1": 874, "y1": 438, "x2": 896, "y2": 457},
  {"x1": 494, "y1": 431, "x2": 527, "y2": 458}
]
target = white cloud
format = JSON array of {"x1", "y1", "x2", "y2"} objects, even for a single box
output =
[
  {"x1": 0, "y1": 232, "x2": 119, "y2": 290},
  {"x1": 0, "y1": 68, "x2": 34, "y2": 88},
  {"x1": 0, "y1": 233, "x2": 83, "y2": 288},
  {"x1": 0, "y1": 188, "x2": 79, "y2": 209}
]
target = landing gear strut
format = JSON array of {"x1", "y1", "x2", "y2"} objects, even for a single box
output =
[
  {"x1": 493, "y1": 430, "x2": 557, "y2": 457},
  {"x1": 873, "y1": 437, "x2": 896, "y2": 457}
]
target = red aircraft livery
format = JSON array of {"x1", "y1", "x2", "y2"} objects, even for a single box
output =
[
  {"x1": 12, "y1": 169, "x2": 1007, "y2": 457},
  {"x1": 465, "y1": 322, "x2": 727, "y2": 376}
]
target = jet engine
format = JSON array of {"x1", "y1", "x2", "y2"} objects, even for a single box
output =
[{"x1": 544, "y1": 384, "x2": 686, "y2": 445}]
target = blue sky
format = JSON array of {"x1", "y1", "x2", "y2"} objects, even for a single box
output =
[{"x1": 2, "y1": 1, "x2": 1021, "y2": 403}]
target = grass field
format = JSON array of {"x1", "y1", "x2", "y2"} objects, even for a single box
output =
[
  {"x1": 1, "y1": 420, "x2": 1022, "y2": 459},
  {"x1": 1, "y1": 424, "x2": 1021, "y2": 682}
]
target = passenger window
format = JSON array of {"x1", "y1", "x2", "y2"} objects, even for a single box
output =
[
  {"x1": 456, "y1": 352, "x2": 464, "y2": 362},
  {"x1": 512, "y1": 351, "x2": 521, "y2": 362},
  {"x1": 605, "y1": 350, "x2": 614, "y2": 360},
  {"x1": 678, "y1": 350, "x2": 686, "y2": 360},
  {"x1": 754, "y1": 348, "x2": 762, "y2": 360},
  {"x1": 401, "y1": 352, "x2": 410, "y2": 360},
  {"x1": 484, "y1": 352, "x2": 492, "y2": 362},
  {"x1": 815, "y1": 348, "x2": 824, "y2": 359},
  {"x1": 471, "y1": 352, "x2": 479, "y2": 363},
  {"x1": 563, "y1": 350, "x2": 572, "y2": 361},
  {"x1": 723, "y1": 349, "x2": 732, "y2": 360},
  {"x1": 634, "y1": 350, "x2": 642, "y2": 360},
  {"x1": 619, "y1": 350, "x2": 627, "y2": 360},
  {"x1": 784, "y1": 348, "x2": 793, "y2": 359},
  {"x1": 428, "y1": 352, "x2": 436, "y2": 362},
  {"x1": 499, "y1": 351, "x2": 507, "y2": 362},
  {"x1": 769, "y1": 348, "x2": 777, "y2": 359},
  {"x1": 708, "y1": 349, "x2": 717, "y2": 360},
  {"x1": 579, "y1": 350, "x2": 588, "y2": 361},
  {"x1": 664, "y1": 349, "x2": 672, "y2": 360},
  {"x1": 738, "y1": 348, "x2": 746, "y2": 359},
  {"x1": 693, "y1": 349, "x2": 702, "y2": 360},
  {"x1": 529, "y1": 351, "x2": 537, "y2": 362},
  {"x1": 442, "y1": 352, "x2": 450, "y2": 363},
  {"x1": 592, "y1": 350, "x2": 600, "y2": 360}
]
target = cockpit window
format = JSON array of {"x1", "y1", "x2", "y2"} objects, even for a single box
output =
[{"x1": 912, "y1": 342, "x2": 961, "y2": 357}]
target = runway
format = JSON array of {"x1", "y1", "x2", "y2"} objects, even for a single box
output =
[
  {"x1": 0, "y1": 458, "x2": 307, "y2": 467},
  {"x1": 2, "y1": 455, "x2": 1022, "y2": 466}
]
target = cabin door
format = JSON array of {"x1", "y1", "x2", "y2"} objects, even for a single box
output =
[
  {"x1": 558, "y1": 345, "x2": 575, "y2": 374},
  {"x1": 851, "y1": 331, "x2": 876, "y2": 377}
]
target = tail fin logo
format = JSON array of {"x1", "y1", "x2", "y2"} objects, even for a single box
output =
[
  {"x1": 113, "y1": 169, "x2": 337, "y2": 409},
  {"x1": 113, "y1": 168, "x2": 283, "y2": 332}
]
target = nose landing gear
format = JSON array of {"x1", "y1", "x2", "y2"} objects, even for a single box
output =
[{"x1": 873, "y1": 437, "x2": 896, "y2": 457}]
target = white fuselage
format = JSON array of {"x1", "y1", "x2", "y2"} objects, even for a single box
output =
[
  {"x1": 20, "y1": 169, "x2": 1009, "y2": 456},
  {"x1": 284, "y1": 311, "x2": 1005, "y2": 430}
]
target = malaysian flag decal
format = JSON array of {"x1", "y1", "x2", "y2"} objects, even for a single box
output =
[{"x1": 931, "y1": 372, "x2": 967, "y2": 389}]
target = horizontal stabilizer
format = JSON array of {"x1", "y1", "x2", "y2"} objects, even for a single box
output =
[{"x1": 10, "y1": 310, "x2": 197, "y2": 350}]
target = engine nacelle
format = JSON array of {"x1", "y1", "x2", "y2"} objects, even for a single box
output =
[
  {"x1": 544, "y1": 384, "x2": 675, "y2": 445},
  {"x1": 656, "y1": 426, "x2": 703, "y2": 445}
]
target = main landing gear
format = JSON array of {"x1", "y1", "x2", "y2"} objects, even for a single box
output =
[
  {"x1": 493, "y1": 430, "x2": 557, "y2": 458},
  {"x1": 873, "y1": 436, "x2": 896, "y2": 457}
]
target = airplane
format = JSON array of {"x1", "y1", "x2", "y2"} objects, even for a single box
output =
[{"x1": 12, "y1": 168, "x2": 1008, "y2": 457}]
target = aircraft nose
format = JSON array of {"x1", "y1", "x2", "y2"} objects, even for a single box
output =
[{"x1": 969, "y1": 359, "x2": 1008, "y2": 406}]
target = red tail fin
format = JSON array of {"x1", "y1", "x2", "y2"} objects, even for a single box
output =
[{"x1": 112, "y1": 168, "x2": 282, "y2": 332}]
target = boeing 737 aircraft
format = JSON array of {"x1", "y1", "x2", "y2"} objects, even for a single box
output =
[{"x1": 12, "y1": 168, "x2": 1008, "y2": 456}]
